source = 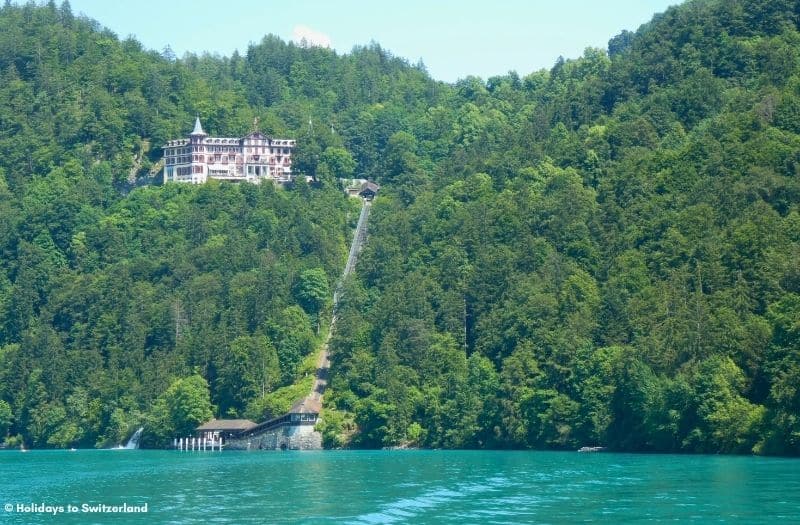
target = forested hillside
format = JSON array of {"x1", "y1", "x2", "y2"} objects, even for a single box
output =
[
  {"x1": 323, "y1": 0, "x2": 800, "y2": 455},
  {"x1": 0, "y1": 1, "x2": 430, "y2": 448},
  {"x1": 0, "y1": 0, "x2": 798, "y2": 454}
]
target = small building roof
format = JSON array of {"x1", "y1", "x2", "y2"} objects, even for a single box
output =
[
  {"x1": 191, "y1": 116, "x2": 207, "y2": 136},
  {"x1": 344, "y1": 178, "x2": 369, "y2": 188},
  {"x1": 196, "y1": 419, "x2": 257, "y2": 431},
  {"x1": 359, "y1": 181, "x2": 380, "y2": 195},
  {"x1": 289, "y1": 398, "x2": 322, "y2": 414}
]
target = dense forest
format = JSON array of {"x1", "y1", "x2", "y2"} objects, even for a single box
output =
[
  {"x1": 0, "y1": 0, "x2": 798, "y2": 454},
  {"x1": 322, "y1": 0, "x2": 800, "y2": 455},
  {"x1": 0, "y1": 0, "x2": 369, "y2": 448}
]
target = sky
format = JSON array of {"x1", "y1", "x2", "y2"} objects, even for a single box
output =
[{"x1": 66, "y1": 0, "x2": 680, "y2": 83}]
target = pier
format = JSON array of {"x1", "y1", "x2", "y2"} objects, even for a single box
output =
[{"x1": 174, "y1": 436, "x2": 223, "y2": 451}]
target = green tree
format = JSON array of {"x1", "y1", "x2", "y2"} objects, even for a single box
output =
[
  {"x1": 215, "y1": 335, "x2": 281, "y2": 416},
  {"x1": 296, "y1": 268, "x2": 330, "y2": 332},
  {"x1": 147, "y1": 374, "x2": 213, "y2": 446},
  {"x1": 686, "y1": 357, "x2": 765, "y2": 454},
  {"x1": 0, "y1": 399, "x2": 12, "y2": 439},
  {"x1": 319, "y1": 147, "x2": 356, "y2": 184},
  {"x1": 268, "y1": 305, "x2": 316, "y2": 384}
]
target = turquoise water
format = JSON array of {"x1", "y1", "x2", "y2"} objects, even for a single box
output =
[{"x1": 0, "y1": 450, "x2": 798, "y2": 524}]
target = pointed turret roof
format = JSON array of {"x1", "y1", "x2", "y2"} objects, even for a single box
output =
[{"x1": 190, "y1": 116, "x2": 207, "y2": 136}]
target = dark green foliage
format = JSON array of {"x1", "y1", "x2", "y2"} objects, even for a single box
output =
[
  {"x1": 1, "y1": 0, "x2": 799, "y2": 454},
  {"x1": 0, "y1": 2, "x2": 361, "y2": 448},
  {"x1": 323, "y1": 0, "x2": 800, "y2": 455},
  {"x1": 0, "y1": 177, "x2": 349, "y2": 447},
  {"x1": 296, "y1": 268, "x2": 331, "y2": 317},
  {"x1": 144, "y1": 374, "x2": 213, "y2": 446},
  {"x1": 214, "y1": 335, "x2": 280, "y2": 417},
  {"x1": 0, "y1": 398, "x2": 12, "y2": 438}
]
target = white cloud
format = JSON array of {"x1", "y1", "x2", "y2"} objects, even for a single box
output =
[{"x1": 292, "y1": 25, "x2": 332, "y2": 48}]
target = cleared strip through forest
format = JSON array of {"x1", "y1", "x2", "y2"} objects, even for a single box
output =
[{"x1": 311, "y1": 198, "x2": 372, "y2": 402}]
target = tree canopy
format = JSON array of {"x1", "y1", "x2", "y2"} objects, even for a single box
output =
[{"x1": 0, "y1": 0, "x2": 798, "y2": 455}]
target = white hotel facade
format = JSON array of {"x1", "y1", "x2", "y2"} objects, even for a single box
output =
[{"x1": 162, "y1": 117, "x2": 295, "y2": 184}]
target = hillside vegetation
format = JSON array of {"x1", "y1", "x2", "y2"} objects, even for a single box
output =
[
  {"x1": 0, "y1": 0, "x2": 797, "y2": 454},
  {"x1": 324, "y1": 0, "x2": 800, "y2": 455}
]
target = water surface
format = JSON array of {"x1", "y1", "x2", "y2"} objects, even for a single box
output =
[{"x1": 1, "y1": 449, "x2": 797, "y2": 523}]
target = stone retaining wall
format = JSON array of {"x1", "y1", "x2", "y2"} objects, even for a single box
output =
[{"x1": 225, "y1": 424, "x2": 322, "y2": 451}]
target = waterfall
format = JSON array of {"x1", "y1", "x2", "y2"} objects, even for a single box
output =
[{"x1": 124, "y1": 427, "x2": 144, "y2": 449}]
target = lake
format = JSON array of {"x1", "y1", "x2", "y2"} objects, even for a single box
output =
[{"x1": 0, "y1": 449, "x2": 797, "y2": 523}]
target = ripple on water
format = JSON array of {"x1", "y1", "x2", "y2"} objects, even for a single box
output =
[
  {"x1": 3, "y1": 450, "x2": 799, "y2": 524},
  {"x1": 350, "y1": 475, "x2": 513, "y2": 524}
]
